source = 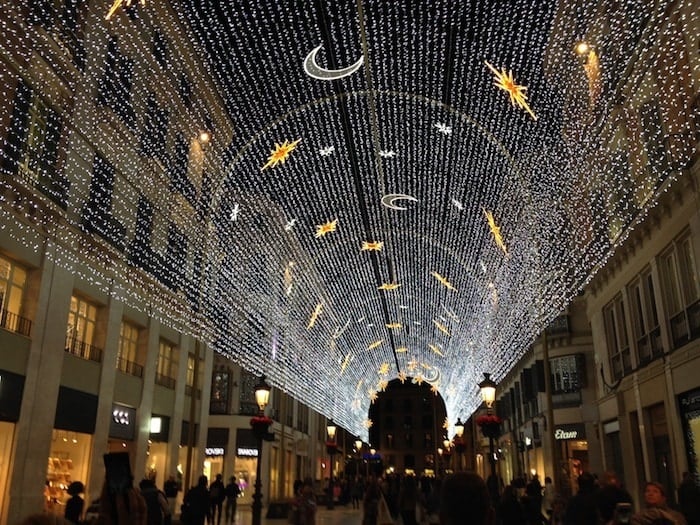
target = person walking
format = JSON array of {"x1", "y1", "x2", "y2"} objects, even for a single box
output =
[
  {"x1": 208, "y1": 474, "x2": 226, "y2": 525},
  {"x1": 139, "y1": 478, "x2": 170, "y2": 525},
  {"x1": 597, "y1": 471, "x2": 633, "y2": 525},
  {"x1": 398, "y1": 475, "x2": 422, "y2": 525},
  {"x1": 363, "y1": 476, "x2": 382, "y2": 525},
  {"x1": 163, "y1": 475, "x2": 180, "y2": 520},
  {"x1": 224, "y1": 476, "x2": 240, "y2": 524},
  {"x1": 183, "y1": 475, "x2": 210, "y2": 525},
  {"x1": 563, "y1": 472, "x2": 600, "y2": 525}
]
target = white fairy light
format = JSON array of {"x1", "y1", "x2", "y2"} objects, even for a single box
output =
[{"x1": 0, "y1": 0, "x2": 696, "y2": 439}]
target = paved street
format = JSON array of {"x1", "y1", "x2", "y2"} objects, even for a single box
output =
[{"x1": 186, "y1": 505, "x2": 364, "y2": 525}]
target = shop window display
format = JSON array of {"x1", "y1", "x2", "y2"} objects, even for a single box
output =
[{"x1": 46, "y1": 430, "x2": 92, "y2": 516}]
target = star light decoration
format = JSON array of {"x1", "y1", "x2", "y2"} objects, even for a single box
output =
[
  {"x1": 315, "y1": 219, "x2": 338, "y2": 238},
  {"x1": 3, "y1": 0, "x2": 695, "y2": 441},
  {"x1": 261, "y1": 139, "x2": 301, "y2": 170},
  {"x1": 106, "y1": 0, "x2": 145, "y2": 20},
  {"x1": 484, "y1": 61, "x2": 537, "y2": 120}
]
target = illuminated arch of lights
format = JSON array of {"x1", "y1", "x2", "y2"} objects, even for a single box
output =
[{"x1": 1, "y1": 1, "x2": 696, "y2": 437}]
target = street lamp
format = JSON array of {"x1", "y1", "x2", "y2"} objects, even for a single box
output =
[
  {"x1": 478, "y1": 372, "x2": 499, "y2": 482},
  {"x1": 442, "y1": 439, "x2": 452, "y2": 472},
  {"x1": 250, "y1": 375, "x2": 272, "y2": 525},
  {"x1": 437, "y1": 447, "x2": 443, "y2": 476},
  {"x1": 453, "y1": 417, "x2": 465, "y2": 471},
  {"x1": 354, "y1": 439, "x2": 363, "y2": 476},
  {"x1": 326, "y1": 420, "x2": 338, "y2": 510}
]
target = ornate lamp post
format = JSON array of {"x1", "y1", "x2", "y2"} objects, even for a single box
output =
[
  {"x1": 250, "y1": 375, "x2": 272, "y2": 525},
  {"x1": 326, "y1": 420, "x2": 338, "y2": 510},
  {"x1": 369, "y1": 448, "x2": 376, "y2": 477},
  {"x1": 437, "y1": 447, "x2": 443, "y2": 476},
  {"x1": 478, "y1": 372, "x2": 499, "y2": 481},
  {"x1": 453, "y1": 418, "x2": 466, "y2": 471},
  {"x1": 354, "y1": 439, "x2": 363, "y2": 476}
]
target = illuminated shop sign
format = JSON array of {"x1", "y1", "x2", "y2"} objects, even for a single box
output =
[
  {"x1": 205, "y1": 447, "x2": 225, "y2": 456},
  {"x1": 109, "y1": 404, "x2": 136, "y2": 440},
  {"x1": 237, "y1": 447, "x2": 258, "y2": 457},
  {"x1": 554, "y1": 423, "x2": 586, "y2": 441}
]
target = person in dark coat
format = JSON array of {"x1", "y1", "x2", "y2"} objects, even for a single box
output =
[
  {"x1": 563, "y1": 472, "x2": 600, "y2": 525},
  {"x1": 224, "y1": 476, "x2": 240, "y2": 524},
  {"x1": 439, "y1": 471, "x2": 495, "y2": 525},
  {"x1": 597, "y1": 471, "x2": 633, "y2": 525},
  {"x1": 499, "y1": 485, "x2": 525, "y2": 525},
  {"x1": 208, "y1": 474, "x2": 226, "y2": 525},
  {"x1": 139, "y1": 478, "x2": 170, "y2": 525},
  {"x1": 678, "y1": 472, "x2": 700, "y2": 525},
  {"x1": 183, "y1": 475, "x2": 210, "y2": 525},
  {"x1": 526, "y1": 475, "x2": 544, "y2": 525},
  {"x1": 65, "y1": 481, "x2": 85, "y2": 524}
]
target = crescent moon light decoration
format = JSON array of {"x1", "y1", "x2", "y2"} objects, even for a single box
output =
[
  {"x1": 303, "y1": 44, "x2": 364, "y2": 80},
  {"x1": 381, "y1": 194, "x2": 419, "y2": 210}
]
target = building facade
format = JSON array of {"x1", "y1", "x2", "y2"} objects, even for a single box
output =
[
  {"x1": 0, "y1": 2, "x2": 332, "y2": 523},
  {"x1": 486, "y1": 0, "x2": 700, "y2": 507}
]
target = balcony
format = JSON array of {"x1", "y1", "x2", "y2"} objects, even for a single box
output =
[
  {"x1": 65, "y1": 335, "x2": 102, "y2": 362},
  {"x1": 0, "y1": 309, "x2": 32, "y2": 337},
  {"x1": 116, "y1": 356, "x2": 143, "y2": 378},
  {"x1": 155, "y1": 373, "x2": 176, "y2": 389}
]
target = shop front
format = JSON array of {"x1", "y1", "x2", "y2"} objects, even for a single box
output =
[
  {"x1": 0, "y1": 369, "x2": 23, "y2": 520},
  {"x1": 679, "y1": 388, "x2": 700, "y2": 477},
  {"x1": 204, "y1": 427, "x2": 229, "y2": 483},
  {"x1": 47, "y1": 386, "x2": 97, "y2": 516},
  {"x1": 553, "y1": 423, "x2": 588, "y2": 497},
  {"x1": 234, "y1": 428, "x2": 259, "y2": 505},
  {"x1": 107, "y1": 403, "x2": 137, "y2": 457},
  {"x1": 146, "y1": 414, "x2": 171, "y2": 487}
]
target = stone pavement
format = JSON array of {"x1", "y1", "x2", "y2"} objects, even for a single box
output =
[{"x1": 186, "y1": 504, "x2": 364, "y2": 525}]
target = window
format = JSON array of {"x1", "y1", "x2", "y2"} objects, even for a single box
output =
[
  {"x1": 97, "y1": 37, "x2": 135, "y2": 129},
  {"x1": 140, "y1": 93, "x2": 169, "y2": 161},
  {"x1": 185, "y1": 352, "x2": 202, "y2": 397},
  {"x1": 0, "y1": 255, "x2": 30, "y2": 336},
  {"x1": 82, "y1": 154, "x2": 126, "y2": 250},
  {"x1": 629, "y1": 268, "x2": 663, "y2": 364},
  {"x1": 117, "y1": 321, "x2": 142, "y2": 377},
  {"x1": 604, "y1": 294, "x2": 631, "y2": 380},
  {"x1": 3, "y1": 80, "x2": 67, "y2": 207},
  {"x1": 156, "y1": 340, "x2": 177, "y2": 388},
  {"x1": 210, "y1": 367, "x2": 230, "y2": 415},
  {"x1": 66, "y1": 295, "x2": 101, "y2": 361},
  {"x1": 551, "y1": 355, "x2": 584, "y2": 393},
  {"x1": 153, "y1": 30, "x2": 168, "y2": 69},
  {"x1": 660, "y1": 233, "x2": 700, "y2": 348}
]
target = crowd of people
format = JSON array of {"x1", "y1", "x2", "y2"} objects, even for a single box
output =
[{"x1": 21, "y1": 467, "x2": 700, "y2": 525}]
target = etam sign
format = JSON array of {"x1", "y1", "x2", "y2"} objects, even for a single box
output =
[{"x1": 554, "y1": 424, "x2": 586, "y2": 441}]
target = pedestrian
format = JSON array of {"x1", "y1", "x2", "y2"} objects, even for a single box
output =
[
  {"x1": 363, "y1": 476, "x2": 382, "y2": 525},
  {"x1": 499, "y1": 484, "x2": 525, "y2": 525},
  {"x1": 563, "y1": 472, "x2": 600, "y2": 525},
  {"x1": 351, "y1": 476, "x2": 364, "y2": 509},
  {"x1": 182, "y1": 475, "x2": 210, "y2": 525},
  {"x1": 224, "y1": 476, "x2": 240, "y2": 524},
  {"x1": 164, "y1": 475, "x2": 180, "y2": 519},
  {"x1": 439, "y1": 471, "x2": 495, "y2": 525},
  {"x1": 65, "y1": 481, "x2": 85, "y2": 524},
  {"x1": 526, "y1": 474, "x2": 544, "y2": 525},
  {"x1": 139, "y1": 477, "x2": 170, "y2": 525},
  {"x1": 597, "y1": 471, "x2": 633, "y2": 525},
  {"x1": 631, "y1": 481, "x2": 687, "y2": 525},
  {"x1": 99, "y1": 452, "x2": 147, "y2": 525},
  {"x1": 678, "y1": 472, "x2": 700, "y2": 525},
  {"x1": 398, "y1": 475, "x2": 422, "y2": 525},
  {"x1": 542, "y1": 476, "x2": 556, "y2": 518},
  {"x1": 290, "y1": 478, "x2": 317, "y2": 525},
  {"x1": 209, "y1": 474, "x2": 225, "y2": 525}
]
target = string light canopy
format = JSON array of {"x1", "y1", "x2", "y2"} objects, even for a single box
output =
[{"x1": 1, "y1": 1, "x2": 696, "y2": 439}]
